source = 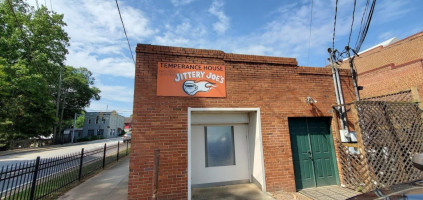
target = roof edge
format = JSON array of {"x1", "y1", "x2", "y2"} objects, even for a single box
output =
[{"x1": 136, "y1": 44, "x2": 297, "y2": 66}]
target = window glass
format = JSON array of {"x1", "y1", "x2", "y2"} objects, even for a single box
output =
[
  {"x1": 97, "y1": 129, "x2": 104, "y2": 136},
  {"x1": 205, "y1": 126, "x2": 235, "y2": 167}
]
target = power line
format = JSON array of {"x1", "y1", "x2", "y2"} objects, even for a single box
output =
[
  {"x1": 332, "y1": 0, "x2": 339, "y2": 51},
  {"x1": 115, "y1": 0, "x2": 136, "y2": 65},
  {"x1": 307, "y1": 0, "x2": 314, "y2": 65},
  {"x1": 347, "y1": 0, "x2": 356, "y2": 47},
  {"x1": 355, "y1": 0, "x2": 376, "y2": 52},
  {"x1": 355, "y1": 0, "x2": 370, "y2": 51}
]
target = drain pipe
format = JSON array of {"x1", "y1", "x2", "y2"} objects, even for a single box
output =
[
  {"x1": 152, "y1": 149, "x2": 160, "y2": 200},
  {"x1": 329, "y1": 49, "x2": 349, "y2": 142},
  {"x1": 329, "y1": 49, "x2": 347, "y2": 130},
  {"x1": 335, "y1": 66, "x2": 347, "y2": 128}
]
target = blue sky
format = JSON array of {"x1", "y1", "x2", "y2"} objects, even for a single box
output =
[{"x1": 28, "y1": 0, "x2": 423, "y2": 117}]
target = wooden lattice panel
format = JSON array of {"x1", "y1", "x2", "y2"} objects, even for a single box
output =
[
  {"x1": 362, "y1": 90, "x2": 413, "y2": 102},
  {"x1": 337, "y1": 101, "x2": 423, "y2": 192}
]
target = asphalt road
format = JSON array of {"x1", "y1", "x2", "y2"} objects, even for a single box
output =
[
  {"x1": 0, "y1": 137, "x2": 126, "y2": 197},
  {"x1": 0, "y1": 137, "x2": 123, "y2": 168}
]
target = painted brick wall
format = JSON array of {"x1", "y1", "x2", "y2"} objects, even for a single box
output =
[
  {"x1": 339, "y1": 31, "x2": 423, "y2": 98},
  {"x1": 129, "y1": 44, "x2": 355, "y2": 200}
]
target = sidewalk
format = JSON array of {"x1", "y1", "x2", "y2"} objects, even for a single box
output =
[{"x1": 58, "y1": 156, "x2": 129, "y2": 200}]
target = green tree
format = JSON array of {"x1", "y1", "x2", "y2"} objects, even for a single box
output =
[
  {"x1": 0, "y1": 59, "x2": 56, "y2": 139},
  {"x1": 0, "y1": 1, "x2": 100, "y2": 142},
  {"x1": 75, "y1": 114, "x2": 85, "y2": 128},
  {"x1": 57, "y1": 67, "x2": 100, "y2": 132}
]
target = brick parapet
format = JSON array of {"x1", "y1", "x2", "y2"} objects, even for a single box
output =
[{"x1": 137, "y1": 44, "x2": 298, "y2": 66}]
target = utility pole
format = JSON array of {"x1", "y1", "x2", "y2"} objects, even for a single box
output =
[{"x1": 345, "y1": 46, "x2": 360, "y2": 101}]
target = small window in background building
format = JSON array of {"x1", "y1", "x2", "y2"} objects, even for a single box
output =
[
  {"x1": 98, "y1": 129, "x2": 104, "y2": 136},
  {"x1": 205, "y1": 126, "x2": 235, "y2": 167},
  {"x1": 88, "y1": 119, "x2": 91, "y2": 124},
  {"x1": 96, "y1": 116, "x2": 99, "y2": 124},
  {"x1": 102, "y1": 117, "x2": 105, "y2": 124}
]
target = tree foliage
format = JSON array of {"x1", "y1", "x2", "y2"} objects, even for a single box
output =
[
  {"x1": 75, "y1": 114, "x2": 85, "y2": 128},
  {"x1": 0, "y1": 0, "x2": 100, "y2": 141}
]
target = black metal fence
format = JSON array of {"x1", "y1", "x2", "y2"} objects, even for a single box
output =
[{"x1": 0, "y1": 141, "x2": 130, "y2": 200}]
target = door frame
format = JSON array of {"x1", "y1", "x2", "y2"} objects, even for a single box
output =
[
  {"x1": 188, "y1": 108, "x2": 266, "y2": 200},
  {"x1": 289, "y1": 117, "x2": 341, "y2": 190}
]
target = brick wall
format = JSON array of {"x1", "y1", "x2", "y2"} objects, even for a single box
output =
[
  {"x1": 129, "y1": 44, "x2": 355, "y2": 200},
  {"x1": 339, "y1": 31, "x2": 423, "y2": 98}
]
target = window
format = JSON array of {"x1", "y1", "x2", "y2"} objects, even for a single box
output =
[
  {"x1": 88, "y1": 129, "x2": 94, "y2": 136},
  {"x1": 205, "y1": 126, "x2": 235, "y2": 167},
  {"x1": 97, "y1": 129, "x2": 104, "y2": 136},
  {"x1": 95, "y1": 116, "x2": 99, "y2": 124},
  {"x1": 102, "y1": 117, "x2": 106, "y2": 124},
  {"x1": 88, "y1": 119, "x2": 91, "y2": 124}
]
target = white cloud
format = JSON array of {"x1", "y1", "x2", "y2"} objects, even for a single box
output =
[
  {"x1": 96, "y1": 84, "x2": 134, "y2": 103},
  {"x1": 171, "y1": 0, "x2": 195, "y2": 7},
  {"x1": 208, "y1": 0, "x2": 229, "y2": 34},
  {"x1": 220, "y1": 0, "x2": 359, "y2": 61},
  {"x1": 46, "y1": 0, "x2": 153, "y2": 79},
  {"x1": 66, "y1": 48, "x2": 134, "y2": 78},
  {"x1": 153, "y1": 21, "x2": 207, "y2": 47}
]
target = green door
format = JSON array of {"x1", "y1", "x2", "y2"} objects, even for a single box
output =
[{"x1": 289, "y1": 118, "x2": 338, "y2": 190}]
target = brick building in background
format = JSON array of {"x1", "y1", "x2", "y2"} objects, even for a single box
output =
[
  {"x1": 339, "y1": 31, "x2": 423, "y2": 101},
  {"x1": 130, "y1": 44, "x2": 355, "y2": 199}
]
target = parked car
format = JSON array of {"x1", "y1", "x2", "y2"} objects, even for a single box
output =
[{"x1": 123, "y1": 132, "x2": 131, "y2": 143}]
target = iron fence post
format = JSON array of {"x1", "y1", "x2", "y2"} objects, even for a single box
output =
[
  {"x1": 29, "y1": 156, "x2": 40, "y2": 200},
  {"x1": 78, "y1": 148, "x2": 84, "y2": 181},
  {"x1": 117, "y1": 141, "x2": 120, "y2": 161},
  {"x1": 126, "y1": 141, "x2": 129, "y2": 156},
  {"x1": 103, "y1": 143, "x2": 107, "y2": 168}
]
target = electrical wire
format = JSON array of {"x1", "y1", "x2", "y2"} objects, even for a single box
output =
[
  {"x1": 355, "y1": 0, "x2": 370, "y2": 51},
  {"x1": 355, "y1": 0, "x2": 376, "y2": 52},
  {"x1": 347, "y1": 0, "x2": 356, "y2": 47},
  {"x1": 115, "y1": 0, "x2": 136, "y2": 65},
  {"x1": 332, "y1": 0, "x2": 339, "y2": 51},
  {"x1": 306, "y1": 0, "x2": 314, "y2": 66}
]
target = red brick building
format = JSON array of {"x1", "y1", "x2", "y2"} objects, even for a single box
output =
[
  {"x1": 339, "y1": 31, "x2": 423, "y2": 101},
  {"x1": 130, "y1": 44, "x2": 355, "y2": 199}
]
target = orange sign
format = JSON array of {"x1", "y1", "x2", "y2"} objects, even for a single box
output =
[{"x1": 157, "y1": 62, "x2": 226, "y2": 97}]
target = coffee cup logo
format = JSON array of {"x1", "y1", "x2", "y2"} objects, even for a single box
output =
[{"x1": 183, "y1": 80, "x2": 216, "y2": 96}]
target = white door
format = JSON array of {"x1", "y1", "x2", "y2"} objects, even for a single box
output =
[{"x1": 191, "y1": 124, "x2": 250, "y2": 186}]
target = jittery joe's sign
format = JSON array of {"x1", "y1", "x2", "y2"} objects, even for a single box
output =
[{"x1": 157, "y1": 62, "x2": 226, "y2": 97}]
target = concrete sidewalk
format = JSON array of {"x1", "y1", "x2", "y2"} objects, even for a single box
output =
[{"x1": 58, "y1": 157, "x2": 129, "y2": 200}]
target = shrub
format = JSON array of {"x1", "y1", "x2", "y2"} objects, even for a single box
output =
[
  {"x1": 89, "y1": 135, "x2": 98, "y2": 140},
  {"x1": 76, "y1": 137, "x2": 90, "y2": 142}
]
